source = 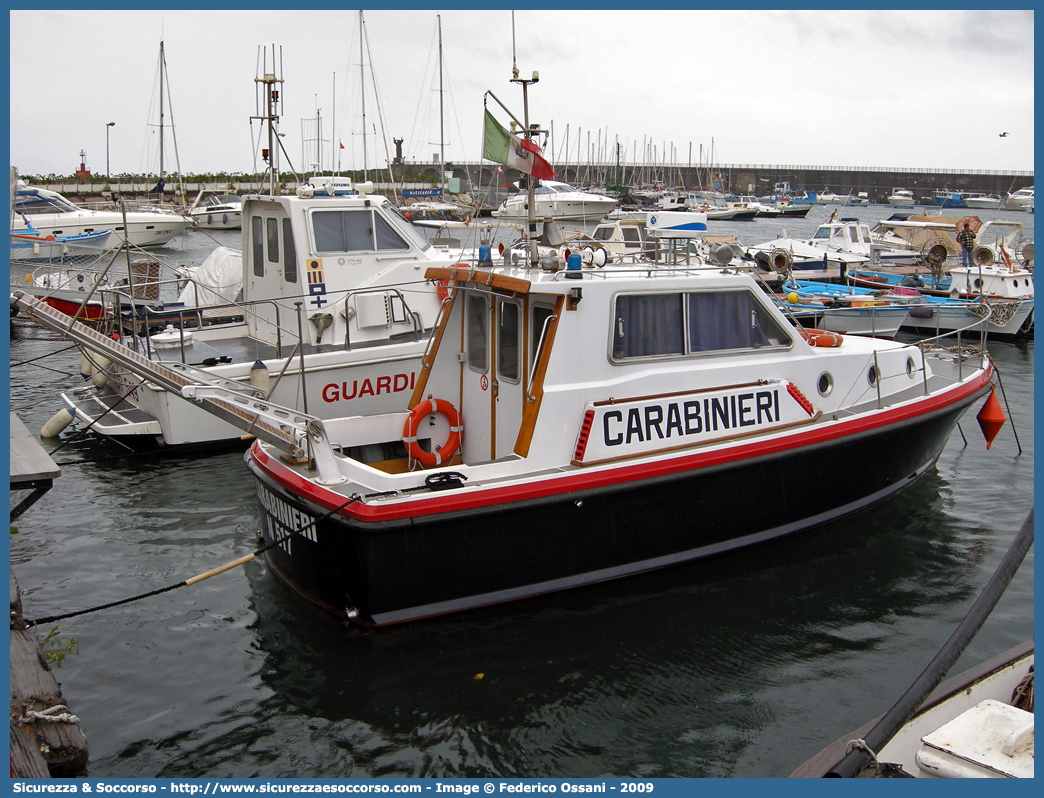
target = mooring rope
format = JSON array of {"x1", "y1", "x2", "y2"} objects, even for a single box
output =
[
  {"x1": 9, "y1": 342, "x2": 80, "y2": 368},
  {"x1": 17, "y1": 705, "x2": 81, "y2": 726},
  {"x1": 26, "y1": 494, "x2": 361, "y2": 627}
]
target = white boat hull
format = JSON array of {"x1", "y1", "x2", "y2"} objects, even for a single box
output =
[
  {"x1": 12, "y1": 210, "x2": 192, "y2": 248},
  {"x1": 188, "y1": 209, "x2": 242, "y2": 230}
]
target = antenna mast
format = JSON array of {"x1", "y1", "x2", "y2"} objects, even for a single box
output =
[{"x1": 253, "y1": 44, "x2": 284, "y2": 196}]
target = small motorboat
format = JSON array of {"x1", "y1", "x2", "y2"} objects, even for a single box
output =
[
  {"x1": 492, "y1": 180, "x2": 618, "y2": 221},
  {"x1": 185, "y1": 191, "x2": 242, "y2": 230},
  {"x1": 1000, "y1": 186, "x2": 1033, "y2": 212},
  {"x1": 10, "y1": 228, "x2": 113, "y2": 262},
  {"x1": 963, "y1": 193, "x2": 1003, "y2": 209},
  {"x1": 11, "y1": 181, "x2": 192, "y2": 247},
  {"x1": 888, "y1": 189, "x2": 917, "y2": 207}
]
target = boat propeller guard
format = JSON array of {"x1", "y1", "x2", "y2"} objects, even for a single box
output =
[{"x1": 403, "y1": 397, "x2": 463, "y2": 468}]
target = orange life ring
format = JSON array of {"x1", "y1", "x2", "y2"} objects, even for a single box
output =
[
  {"x1": 436, "y1": 279, "x2": 451, "y2": 302},
  {"x1": 798, "y1": 327, "x2": 844, "y2": 347},
  {"x1": 403, "y1": 398, "x2": 463, "y2": 467},
  {"x1": 701, "y1": 203, "x2": 709, "y2": 212}
]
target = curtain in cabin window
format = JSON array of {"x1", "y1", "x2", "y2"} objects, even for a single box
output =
[
  {"x1": 312, "y1": 210, "x2": 373, "y2": 252},
  {"x1": 688, "y1": 291, "x2": 784, "y2": 351},
  {"x1": 612, "y1": 294, "x2": 684, "y2": 358}
]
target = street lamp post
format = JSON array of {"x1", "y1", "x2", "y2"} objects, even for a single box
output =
[{"x1": 106, "y1": 122, "x2": 115, "y2": 180}]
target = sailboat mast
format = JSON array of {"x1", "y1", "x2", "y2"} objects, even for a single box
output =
[
  {"x1": 332, "y1": 72, "x2": 336, "y2": 176},
  {"x1": 159, "y1": 40, "x2": 165, "y2": 185},
  {"x1": 359, "y1": 11, "x2": 368, "y2": 181},
  {"x1": 438, "y1": 14, "x2": 445, "y2": 194}
]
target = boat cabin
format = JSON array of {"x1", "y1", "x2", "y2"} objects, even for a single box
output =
[
  {"x1": 13, "y1": 184, "x2": 82, "y2": 216},
  {"x1": 811, "y1": 219, "x2": 876, "y2": 255},
  {"x1": 239, "y1": 178, "x2": 447, "y2": 349}
]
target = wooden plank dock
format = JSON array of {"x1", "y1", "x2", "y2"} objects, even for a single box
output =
[
  {"x1": 10, "y1": 412, "x2": 61, "y2": 522},
  {"x1": 9, "y1": 412, "x2": 89, "y2": 777}
]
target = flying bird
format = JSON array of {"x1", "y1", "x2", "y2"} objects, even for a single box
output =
[{"x1": 999, "y1": 132, "x2": 1009, "y2": 137}]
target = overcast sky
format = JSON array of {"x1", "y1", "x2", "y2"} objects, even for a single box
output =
[{"x1": 10, "y1": 9, "x2": 1035, "y2": 179}]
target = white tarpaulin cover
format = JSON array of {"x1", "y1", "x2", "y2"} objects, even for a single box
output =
[{"x1": 176, "y1": 246, "x2": 243, "y2": 307}]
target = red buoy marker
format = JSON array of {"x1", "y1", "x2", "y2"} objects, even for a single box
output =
[{"x1": 976, "y1": 388, "x2": 1006, "y2": 450}]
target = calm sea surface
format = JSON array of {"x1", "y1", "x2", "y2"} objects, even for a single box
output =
[{"x1": 8, "y1": 203, "x2": 1034, "y2": 778}]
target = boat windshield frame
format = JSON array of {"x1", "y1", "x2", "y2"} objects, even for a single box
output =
[{"x1": 15, "y1": 190, "x2": 81, "y2": 215}]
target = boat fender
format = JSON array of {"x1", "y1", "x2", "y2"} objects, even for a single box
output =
[
  {"x1": 797, "y1": 327, "x2": 844, "y2": 347},
  {"x1": 41, "y1": 407, "x2": 75, "y2": 438},
  {"x1": 908, "y1": 305, "x2": 934, "y2": 319},
  {"x1": 403, "y1": 398, "x2": 463, "y2": 468},
  {"x1": 79, "y1": 352, "x2": 96, "y2": 380},
  {"x1": 249, "y1": 360, "x2": 270, "y2": 395},
  {"x1": 79, "y1": 352, "x2": 111, "y2": 385}
]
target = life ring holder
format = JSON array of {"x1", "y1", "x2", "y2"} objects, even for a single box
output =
[
  {"x1": 403, "y1": 397, "x2": 463, "y2": 468},
  {"x1": 797, "y1": 327, "x2": 844, "y2": 347}
]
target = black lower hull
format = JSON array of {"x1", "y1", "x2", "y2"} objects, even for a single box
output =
[{"x1": 247, "y1": 388, "x2": 984, "y2": 626}]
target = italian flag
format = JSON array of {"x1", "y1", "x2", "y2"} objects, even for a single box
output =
[{"x1": 482, "y1": 109, "x2": 556, "y2": 180}]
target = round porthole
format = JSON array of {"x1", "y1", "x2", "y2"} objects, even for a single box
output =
[
  {"x1": 974, "y1": 278, "x2": 984, "y2": 290},
  {"x1": 868, "y1": 365, "x2": 879, "y2": 386},
  {"x1": 906, "y1": 356, "x2": 916, "y2": 378},
  {"x1": 1013, "y1": 279, "x2": 1019, "y2": 288},
  {"x1": 818, "y1": 372, "x2": 833, "y2": 397}
]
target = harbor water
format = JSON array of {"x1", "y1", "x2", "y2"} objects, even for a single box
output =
[{"x1": 8, "y1": 203, "x2": 1034, "y2": 778}]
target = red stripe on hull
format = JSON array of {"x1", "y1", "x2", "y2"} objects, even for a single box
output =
[{"x1": 250, "y1": 366, "x2": 993, "y2": 524}]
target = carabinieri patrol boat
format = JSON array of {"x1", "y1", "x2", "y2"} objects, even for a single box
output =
[{"x1": 241, "y1": 236, "x2": 999, "y2": 627}]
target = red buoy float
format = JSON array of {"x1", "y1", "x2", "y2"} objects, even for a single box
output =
[
  {"x1": 976, "y1": 387, "x2": 1006, "y2": 450},
  {"x1": 403, "y1": 398, "x2": 463, "y2": 467}
]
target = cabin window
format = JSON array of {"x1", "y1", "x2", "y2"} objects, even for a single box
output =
[
  {"x1": 531, "y1": 305, "x2": 556, "y2": 360},
  {"x1": 372, "y1": 213, "x2": 409, "y2": 250},
  {"x1": 14, "y1": 194, "x2": 79, "y2": 215},
  {"x1": 266, "y1": 217, "x2": 280, "y2": 263},
  {"x1": 813, "y1": 228, "x2": 831, "y2": 240},
  {"x1": 611, "y1": 290, "x2": 791, "y2": 361},
  {"x1": 251, "y1": 216, "x2": 264, "y2": 277},
  {"x1": 466, "y1": 294, "x2": 488, "y2": 372},
  {"x1": 612, "y1": 294, "x2": 684, "y2": 359},
  {"x1": 387, "y1": 208, "x2": 434, "y2": 251},
  {"x1": 592, "y1": 227, "x2": 612, "y2": 241},
  {"x1": 497, "y1": 299, "x2": 520, "y2": 383},
  {"x1": 312, "y1": 210, "x2": 373, "y2": 252},
  {"x1": 687, "y1": 290, "x2": 790, "y2": 351},
  {"x1": 282, "y1": 218, "x2": 297, "y2": 283},
  {"x1": 622, "y1": 227, "x2": 642, "y2": 243}
]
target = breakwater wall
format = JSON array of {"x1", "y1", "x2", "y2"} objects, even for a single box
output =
[{"x1": 39, "y1": 162, "x2": 1031, "y2": 206}]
